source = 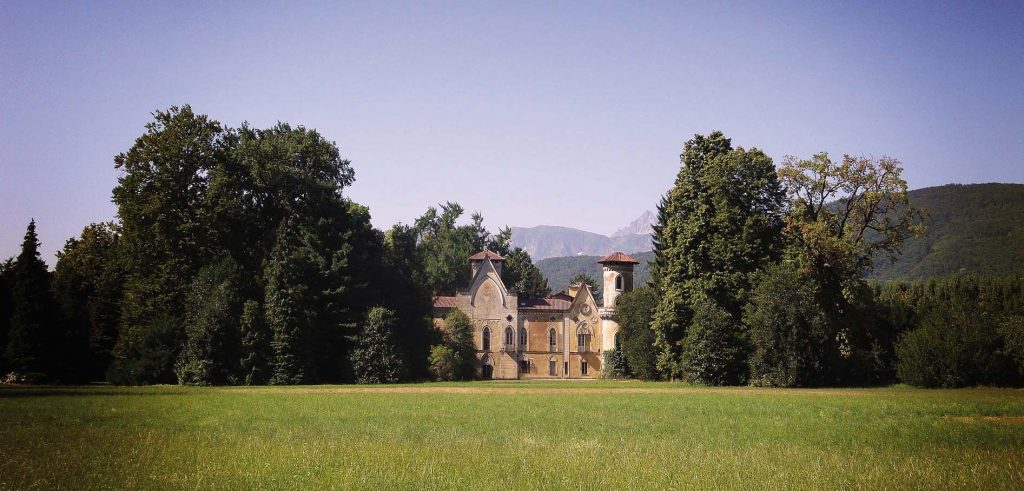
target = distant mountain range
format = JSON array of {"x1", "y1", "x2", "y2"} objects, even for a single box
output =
[
  {"x1": 533, "y1": 183, "x2": 1024, "y2": 293},
  {"x1": 510, "y1": 211, "x2": 655, "y2": 260}
]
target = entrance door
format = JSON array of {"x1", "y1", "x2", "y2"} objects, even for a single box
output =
[{"x1": 481, "y1": 354, "x2": 493, "y2": 380}]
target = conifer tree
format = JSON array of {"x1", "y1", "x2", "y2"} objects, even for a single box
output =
[
  {"x1": 4, "y1": 220, "x2": 57, "y2": 379},
  {"x1": 350, "y1": 307, "x2": 406, "y2": 383},
  {"x1": 175, "y1": 257, "x2": 243, "y2": 385},
  {"x1": 239, "y1": 300, "x2": 271, "y2": 385}
]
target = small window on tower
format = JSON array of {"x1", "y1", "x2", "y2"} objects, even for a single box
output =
[{"x1": 615, "y1": 275, "x2": 623, "y2": 291}]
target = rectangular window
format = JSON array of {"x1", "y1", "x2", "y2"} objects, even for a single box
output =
[
  {"x1": 581, "y1": 360, "x2": 589, "y2": 375},
  {"x1": 549, "y1": 360, "x2": 556, "y2": 376},
  {"x1": 520, "y1": 359, "x2": 530, "y2": 374}
]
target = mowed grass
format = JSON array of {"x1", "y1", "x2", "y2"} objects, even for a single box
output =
[{"x1": 1, "y1": 382, "x2": 1022, "y2": 489}]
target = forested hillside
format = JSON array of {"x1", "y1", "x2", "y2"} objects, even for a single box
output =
[
  {"x1": 870, "y1": 183, "x2": 1024, "y2": 279},
  {"x1": 537, "y1": 183, "x2": 1024, "y2": 288}
]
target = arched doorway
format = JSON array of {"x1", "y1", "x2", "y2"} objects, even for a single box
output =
[{"x1": 481, "y1": 353, "x2": 493, "y2": 380}]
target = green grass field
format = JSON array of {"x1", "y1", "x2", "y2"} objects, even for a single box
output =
[{"x1": 1, "y1": 382, "x2": 1022, "y2": 489}]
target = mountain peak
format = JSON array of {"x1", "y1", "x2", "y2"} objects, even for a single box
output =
[{"x1": 611, "y1": 210, "x2": 655, "y2": 237}]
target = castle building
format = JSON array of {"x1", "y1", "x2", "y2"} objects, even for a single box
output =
[{"x1": 432, "y1": 250, "x2": 639, "y2": 379}]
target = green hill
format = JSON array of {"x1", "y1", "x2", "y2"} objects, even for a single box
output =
[
  {"x1": 536, "y1": 183, "x2": 1024, "y2": 289},
  {"x1": 870, "y1": 183, "x2": 1024, "y2": 280}
]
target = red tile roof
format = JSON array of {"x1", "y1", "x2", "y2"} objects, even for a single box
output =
[
  {"x1": 432, "y1": 296, "x2": 458, "y2": 309},
  {"x1": 469, "y1": 250, "x2": 505, "y2": 261},
  {"x1": 598, "y1": 252, "x2": 640, "y2": 264},
  {"x1": 517, "y1": 297, "x2": 572, "y2": 311}
]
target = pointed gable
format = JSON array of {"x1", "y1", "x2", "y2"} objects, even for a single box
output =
[{"x1": 469, "y1": 257, "x2": 509, "y2": 308}]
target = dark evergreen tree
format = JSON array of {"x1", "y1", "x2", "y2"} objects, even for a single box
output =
[
  {"x1": 0, "y1": 258, "x2": 14, "y2": 373},
  {"x1": 650, "y1": 132, "x2": 785, "y2": 380},
  {"x1": 265, "y1": 219, "x2": 314, "y2": 385},
  {"x1": 350, "y1": 307, "x2": 407, "y2": 384},
  {"x1": 175, "y1": 257, "x2": 244, "y2": 385},
  {"x1": 502, "y1": 248, "x2": 551, "y2": 298},
  {"x1": 4, "y1": 220, "x2": 58, "y2": 380},
  {"x1": 239, "y1": 300, "x2": 271, "y2": 385}
]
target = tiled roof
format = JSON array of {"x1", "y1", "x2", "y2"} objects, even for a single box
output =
[
  {"x1": 597, "y1": 251, "x2": 640, "y2": 264},
  {"x1": 432, "y1": 296, "x2": 458, "y2": 309},
  {"x1": 548, "y1": 292, "x2": 574, "y2": 301},
  {"x1": 469, "y1": 250, "x2": 505, "y2": 261},
  {"x1": 517, "y1": 297, "x2": 572, "y2": 311}
]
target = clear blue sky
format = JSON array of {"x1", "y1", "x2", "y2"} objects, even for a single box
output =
[{"x1": 2, "y1": 0, "x2": 1022, "y2": 264}]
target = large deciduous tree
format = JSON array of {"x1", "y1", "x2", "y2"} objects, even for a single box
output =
[
  {"x1": 650, "y1": 132, "x2": 785, "y2": 382},
  {"x1": 109, "y1": 106, "x2": 229, "y2": 384},
  {"x1": 777, "y1": 153, "x2": 924, "y2": 384}
]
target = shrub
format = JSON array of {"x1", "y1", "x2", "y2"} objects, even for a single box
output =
[
  {"x1": 681, "y1": 296, "x2": 749, "y2": 386},
  {"x1": 745, "y1": 263, "x2": 829, "y2": 387},
  {"x1": 895, "y1": 304, "x2": 1017, "y2": 388},
  {"x1": 428, "y1": 345, "x2": 458, "y2": 381}
]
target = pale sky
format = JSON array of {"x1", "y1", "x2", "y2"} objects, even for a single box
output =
[{"x1": 2, "y1": 1, "x2": 1022, "y2": 264}]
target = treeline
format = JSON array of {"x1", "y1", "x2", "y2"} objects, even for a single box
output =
[
  {"x1": 609, "y1": 132, "x2": 1024, "y2": 388},
  {"x1": 0, "y1": 106, "x2": 547, "y2": 385}
]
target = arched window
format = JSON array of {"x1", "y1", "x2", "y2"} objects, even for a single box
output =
[
  {"x1": 519, "y1": 327, "x2": 528, "y2": 347},
  {"x1": 504, "y1": 326, "x2": 514, "y2": 347},
  {"x1": 482, "y1": 326, "x2": 490, "y2": 351},
  {"x1": 615, "y1": 275, "x2": 623, "y2": 291},
  {"x1": 548, "y1": 328, "x2": 557, "y2": 352}
]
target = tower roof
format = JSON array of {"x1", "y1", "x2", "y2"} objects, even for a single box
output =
[
  {"x1": 469, "y1": 250, "x2": 505, "y2": 261},
  {"x1": 597, "y1": 252, "x2": 640, "y2": 265}
]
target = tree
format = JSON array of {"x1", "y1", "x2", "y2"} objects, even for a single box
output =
[
  {"x1": 779, "y1": 153, "x2": 925, "y2": 384},
  {"x1": 175, "y1": 257, "x2": 244, "y2": 385},
  {"x1": 502, "y1": 248, "x2": 550, "y2": 298},
  {"x1": 4, "y1": 220, "x2": 57, "y2": 379},
  {"x1": 442, "y1": 309, "x2": 477, "y2": 380},
  {"x1": 415, "y1": 203, "x2": 475, "y2": 295},
  {"x1": 350, "y1": 307, "x2": 407, "y2": 384},
  {"x1": 745, "y1": 263, "x2": 829, "y2": 387},
  {"x1": 110, "y1": 105, "x2": 229, "y2": 384},
  {"x1": 613, "y1": 287, "x2": 659, "y2": 380},
  {"x1": 650, "y1": 132, "x2": 785, "y2": 380},
  {"x1": 0, "y1": 259, "x2": 12, "y2": 373},
  {"x1": 428, "y1": 345, "x2": 459, "y2": 381},
  {"x1": 52, "y1": 222, "x2": 124, "y2": 382},
  {"x1": 239, "y1": 300, "x2": 271, "y2": 385},
  {"x1": 895, "y1": 303, "x2": 1017, "y2": 388},
  {"x1": 681, "y1": 296, "x2": 749, "y2": 386}
]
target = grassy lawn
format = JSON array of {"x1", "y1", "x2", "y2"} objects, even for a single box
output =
[{"x1": 1, "y1": 381, "x2": 1022, "y2": 489}]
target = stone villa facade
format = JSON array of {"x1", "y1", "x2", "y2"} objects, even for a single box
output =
[{"x1": 432, "y1": 250, "x2": 639, "y2": 379}]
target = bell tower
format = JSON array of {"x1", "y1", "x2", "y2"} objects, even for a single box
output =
[
  {"x1": 598, "y1": 252, "x2": 639, "y2": 309},
  {"x1": 596, "y1": 252, "x2": 640, "y2": 356}
]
